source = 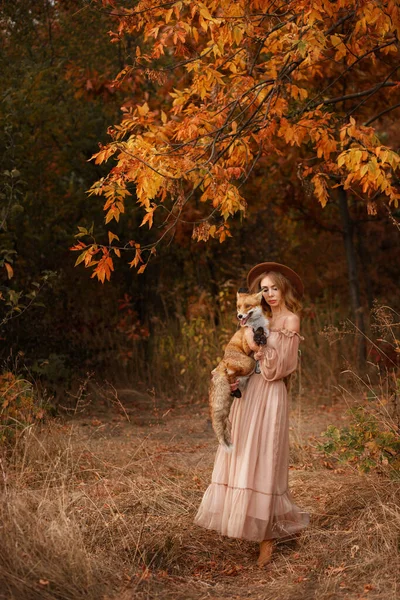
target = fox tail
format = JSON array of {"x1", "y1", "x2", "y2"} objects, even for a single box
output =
[{"x1": 209, "y1": 369, "x2": 234, "y2": 451}]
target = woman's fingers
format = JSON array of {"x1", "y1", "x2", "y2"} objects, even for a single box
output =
[{"x1": 230, "y1": 380, "x2": 239, "y2": 391}]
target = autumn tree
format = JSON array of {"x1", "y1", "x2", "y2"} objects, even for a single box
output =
[{"x1": 73, "y1": 0, "x2": 400, "y2": 362}]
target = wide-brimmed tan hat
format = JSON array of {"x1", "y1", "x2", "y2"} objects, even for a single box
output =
[{"x1": 247, "y1": 262, "x2": 304, "y2": 298}]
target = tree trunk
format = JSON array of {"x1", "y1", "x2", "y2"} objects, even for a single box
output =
[
  {"x1": 355, "y1": 221, "x2": 374, "y2": 309},
  {"x1": 338, "y1": 187, "x2": 367, "y2": 366}
]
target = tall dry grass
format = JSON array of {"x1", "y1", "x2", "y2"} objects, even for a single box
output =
[
  {"x1": 1, "y1": 414, "x2": 399, "y2": 600},
  {"x1": 0, "y1": 428, "x2": 114, "y2": 599},
  {"x1": 0, "y1": 420, "x2": 203, "y2": 600}
]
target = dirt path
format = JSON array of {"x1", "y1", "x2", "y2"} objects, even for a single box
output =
[{"x1": 68, "y1": 389, "x2": 389, "y2": 600}]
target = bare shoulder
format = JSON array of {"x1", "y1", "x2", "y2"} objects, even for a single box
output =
[{"x1": 284, "y1": 313, "x2": 300, "y2": 333}]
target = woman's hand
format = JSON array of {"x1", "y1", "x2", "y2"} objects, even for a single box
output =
[{"x1": 230, "y1": 379, "x2": 239, "y2": 392}]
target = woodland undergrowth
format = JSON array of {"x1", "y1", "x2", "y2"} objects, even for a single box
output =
[
  {"x1": 0, "y1": 299, "x2": 399, "y2": 599},
  {"x1": 112, "y1": 289, "x2": 357, "y2": 401}
]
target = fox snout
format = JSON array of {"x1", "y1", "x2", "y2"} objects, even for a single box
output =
[
  {"x1": 237, "y1": 310, "x2": 252, "y2": 320},
  {"x1": 237, "y1": 309, "x2": 255, "y2": 326}
]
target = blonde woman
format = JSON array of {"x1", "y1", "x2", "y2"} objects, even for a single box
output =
[{"x1": 194, "y1": 262, "x2": 309, "y2": 566}]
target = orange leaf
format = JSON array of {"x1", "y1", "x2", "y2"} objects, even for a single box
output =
[
  {"x1": 312, "y1": 174, "x2": 329, "y2": 208},
  {"x1": 140, "y1": 211, "x2": 154, "y2": 229},
  {"x1": 129, "y1": 247, "x2": 143, "y2": 268},
  {"x1": 108, "y1": 231, "x2": 120, "y2": 244},
  {"x1": 4, "y1": 263, "x2": 13, "y2": 279}
]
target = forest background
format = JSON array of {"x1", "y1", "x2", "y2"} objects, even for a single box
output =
[
  {"x1": 0, "y1": 2, "x2": 399, "y2": 598},
  {"x1": 1, "y1": 0, "x2": 399, "y2": 397}
]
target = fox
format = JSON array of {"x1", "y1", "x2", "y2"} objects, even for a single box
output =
[{"x1": 209, "y1": 289, "x2": 270, "y2": 451}]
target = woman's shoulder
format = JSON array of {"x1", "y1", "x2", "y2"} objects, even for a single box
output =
[{"x1": 282, "y1": 312, "x2": 300, "y2": 333}]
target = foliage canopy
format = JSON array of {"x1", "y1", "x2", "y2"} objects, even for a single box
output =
[{"x1": 73, "y1": 0, "x2": 400, "y2": 281}]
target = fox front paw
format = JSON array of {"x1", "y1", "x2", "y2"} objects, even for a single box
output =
[
  {"x1": 230, "y1": 389, "x2": 242, "y2": 398},
  {"x1": 253, "y1": 326, "x2": 267, "y2": 346}
]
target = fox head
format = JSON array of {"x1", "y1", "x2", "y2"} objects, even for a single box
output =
[{"x1": 236, "y1": 289, "x2": 264, "y2": 327}]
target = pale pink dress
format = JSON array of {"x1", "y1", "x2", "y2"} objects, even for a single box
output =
[{"x1": 194, "y1": 328, "x2": 310, "y2": 542}]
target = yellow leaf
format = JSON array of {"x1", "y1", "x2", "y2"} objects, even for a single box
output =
[
  {"x1": 137, "y1": 264, "x2": 147, "y2": 274},
  {"x1": 74, "y1": 250, "x2": 88, "y2": 267},
  {"x1": 308, "y1": 9, "x2": 323, "y2": 25},
  {"x1": 199, "y1": 5, "x2": 212, "y2": 20},
  {"x1": 165, "y1": 8, "x2": 173, "y2": 23},
  {"x1": 337, "y1": 152, "x2": 347, "y2": 168},
  {"x1": 199, "y1": 15, "x2": 208, "y2": 31},
  {"x1": 233, "y1": 27, "x2": 243, "y2": 45},
  {"x1": 108, "y1": 231, "x2": 120, "y2": 244},
  {"x1": 137, "y1": 102, "x2": 150, "y2": 116}
]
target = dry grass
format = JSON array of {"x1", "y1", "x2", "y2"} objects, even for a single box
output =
[{"x1": 0, "y1": 397, "x2": 399, "y2": 600}]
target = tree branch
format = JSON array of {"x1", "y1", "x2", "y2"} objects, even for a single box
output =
[
  {"x1": 364, "y1": 101, "x2": 400, "y2": 126},
  {"x1": 325, "y1": 10, "x2": 356, "y2": 35},
  {"x1": 345, "y1": 65, "x2": 400, "y2": 117},
  {"x1": 322, "y1": 81, "x2": 397, "y2": 106},
  {"x1": 299, "y1": 39, "x2": 396, "y2": 115}
]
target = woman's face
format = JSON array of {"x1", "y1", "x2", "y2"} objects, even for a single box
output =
[{"x1": 260, "y1": 275, "x2": 284, "y2": 309}]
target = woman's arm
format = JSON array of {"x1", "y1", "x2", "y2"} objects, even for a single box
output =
[{"x1": 258, "y1": 319, "x2": 302, "y2": 381}]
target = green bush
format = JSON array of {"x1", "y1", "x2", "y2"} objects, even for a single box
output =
[{"x1": 320, "y1": 405, "x2": 400, "y2": 477}]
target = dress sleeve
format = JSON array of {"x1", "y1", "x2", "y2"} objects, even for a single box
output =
[{"x1": 259, "y1": 329, "x2": 303, "y2": 382}]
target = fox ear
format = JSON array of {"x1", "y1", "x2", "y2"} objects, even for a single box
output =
[
  {"x1": 237, "y1": 287, "x2": 249, "y2": 295},
  {"x1": 255, "y1": 290, "x2": 264, "y2": 301}
]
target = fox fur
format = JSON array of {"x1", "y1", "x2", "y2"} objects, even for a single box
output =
[{"x1": 209, "y1": 290, "x2": 270, "y2": 451}]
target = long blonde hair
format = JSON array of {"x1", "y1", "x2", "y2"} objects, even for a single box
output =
[{"x1": 249, "y1": 270, "x2": 302, "y2": 316}]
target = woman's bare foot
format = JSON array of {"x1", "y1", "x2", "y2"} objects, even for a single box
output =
[{"x1": 257, "y1": 540, "x2": 273, "y2": 567}]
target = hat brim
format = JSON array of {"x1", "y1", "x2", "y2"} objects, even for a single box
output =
[{"x1": 246, "y1": 262, "x2": 304, "y2": 298}]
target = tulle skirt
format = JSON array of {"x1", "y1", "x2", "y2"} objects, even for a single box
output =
[{"x1": 194, "y1": 373, "x2": 309, "y2": 542}]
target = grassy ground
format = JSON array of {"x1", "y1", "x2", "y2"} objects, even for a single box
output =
[{"x1": 0, "y1": 387, "x2": 399, "y2": 600}]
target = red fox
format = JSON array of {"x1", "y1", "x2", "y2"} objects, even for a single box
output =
[{"x1": 209, "y1": 289, "x2": 269, "y2": 450}]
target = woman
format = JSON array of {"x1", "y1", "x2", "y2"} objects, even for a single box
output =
[{"x1": 194, "y1": 262, "x2": 310, "y2": 566}]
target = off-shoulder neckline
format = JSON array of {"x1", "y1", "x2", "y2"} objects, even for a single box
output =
[{"x1": 269, "y1": 328, "x2": 304, "y2": 340}]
